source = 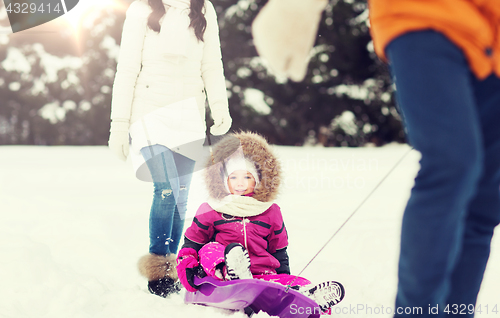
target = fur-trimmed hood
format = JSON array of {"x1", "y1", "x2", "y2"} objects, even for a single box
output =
[{"x1": 205, "y1": 131, "x2": 281, "y2": 202}]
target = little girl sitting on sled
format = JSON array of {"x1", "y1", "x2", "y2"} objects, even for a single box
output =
[{"x1": 176, "y1": 131, "x2": 344, "y2": 312}]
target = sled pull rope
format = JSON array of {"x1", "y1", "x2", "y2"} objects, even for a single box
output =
[{"x1": 285, "y1": 146, "x2": 414, "y2": 292}]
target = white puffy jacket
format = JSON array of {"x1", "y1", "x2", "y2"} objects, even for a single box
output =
[{"x1": 110, "y1": 0, "x2": 229, "y2": 135}]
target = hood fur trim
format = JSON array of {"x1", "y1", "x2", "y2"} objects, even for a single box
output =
[{"x1": 205, "y1": 131, "x2": 281, "y2": 202}]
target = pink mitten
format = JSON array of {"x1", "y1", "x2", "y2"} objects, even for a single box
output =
[{"x1": 176, "y1": 248, "x2": 200, "y2": 292}]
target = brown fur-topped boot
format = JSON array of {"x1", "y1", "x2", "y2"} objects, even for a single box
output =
[{"x1": 138, "y1": 253, "x2": 181, "y2": 297}]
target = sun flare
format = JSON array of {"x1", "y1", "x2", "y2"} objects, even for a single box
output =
[{"x1": 59, "y1": 0, "x2": 127, "y2": 32}]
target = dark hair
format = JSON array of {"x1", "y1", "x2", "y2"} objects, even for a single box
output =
[{"x1": 147, "y1": 0, "x2": 207, "y2": 42}]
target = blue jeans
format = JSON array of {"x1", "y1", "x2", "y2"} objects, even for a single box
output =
[
  {"x1": 141, "y1": 145, "x2": 195, "y2": 256},
  {"x1": 387, "y1": 31, "x2": 500, "y2": 317}
]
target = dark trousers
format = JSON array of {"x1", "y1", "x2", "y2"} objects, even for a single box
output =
[{"x1": 387, "y1": 30, "x2": 500, "y2": 317}]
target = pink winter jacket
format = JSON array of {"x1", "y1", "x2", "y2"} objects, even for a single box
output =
[{"x1": 184, "y1": 202, "x2": 289, "y2": 275}]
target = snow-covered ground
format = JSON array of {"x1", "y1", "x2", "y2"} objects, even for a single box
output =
[{"x1": 1, "y1": 144, "x2": 499, "y2": 318}]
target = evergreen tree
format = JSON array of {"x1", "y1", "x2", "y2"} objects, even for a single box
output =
[
  {"x1": 0, "y1": 8, "x2": 122, "y2": 145},
  {"x1": 213, "y1": 0, "x2": 404, "y2": 146},
  {"x1": 0, "y1": 0, "x2": 404, "y2": 147}
]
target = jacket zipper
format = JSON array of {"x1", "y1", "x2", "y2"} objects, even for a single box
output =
[{"x1": 242, "y1": 217, "x2": 248, "y2": 250}]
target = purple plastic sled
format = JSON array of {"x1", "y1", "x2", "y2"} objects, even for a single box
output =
[{"x1": 184, "y1": 276, "x2": 322, "y2": 318}]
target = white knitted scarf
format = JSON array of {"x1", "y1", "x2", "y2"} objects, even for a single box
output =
[
  {"x1": 207, "y1": 195, "x2": 273, "y2": 217},
  {"x1": 159, "y1": 0, "x2": 192, "y2": 59}
]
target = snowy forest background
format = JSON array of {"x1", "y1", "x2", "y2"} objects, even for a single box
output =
[{"x1": 0, "y1": 0, "x2": 404, "y2": 147}]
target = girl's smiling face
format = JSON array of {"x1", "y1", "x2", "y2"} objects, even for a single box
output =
[{"x1": 227, "y1": 170, "x2": 256, "y2": 196}]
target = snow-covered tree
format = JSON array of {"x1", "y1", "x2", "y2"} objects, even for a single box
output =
[{"x1": 215, "y1": 0, "x2": 404, "y2": 146}]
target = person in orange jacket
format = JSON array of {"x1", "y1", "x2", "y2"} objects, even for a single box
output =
[{"x1": 251, "y1": 1, "x2": 500, "y2": 317}]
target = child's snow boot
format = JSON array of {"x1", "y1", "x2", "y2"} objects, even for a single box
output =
[
  {"x1": 224, "y1": 243, "x2": 253, "y2": 280},
  {"x1": 306, "y1": 281, "x2": 345, "y2": 312},
  {"x1": 138, "y1": 253, "x2": 181, "y2": 297}
]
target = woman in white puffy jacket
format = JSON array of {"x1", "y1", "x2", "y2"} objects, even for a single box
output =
[{"x1": 108, "y1": 0, "x2": 231, "y2": 297}]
